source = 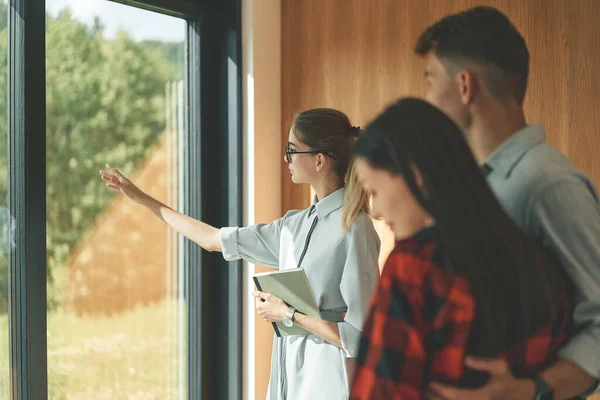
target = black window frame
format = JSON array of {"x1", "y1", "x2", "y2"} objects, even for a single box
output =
[{"x1": 7, "y1": 0, "x2": 243, "y2": 399}]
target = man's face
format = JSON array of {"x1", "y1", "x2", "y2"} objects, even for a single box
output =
[{"x1": 424, "y1": 53, "x2": 471, "y2": 131}]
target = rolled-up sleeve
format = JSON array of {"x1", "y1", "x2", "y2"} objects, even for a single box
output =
[
  {"x1": 339, "y1": 273, "x2": 378, "y2": 357},
  {"x1": 337, "y1": 214, "x2": 380, "y2": 358},
  {"x1": 529, "y1": 180, "x2": 600, "y2": 384},
  {"x1": 220, "y1": 217, "x2": 284, "y2": 268}
]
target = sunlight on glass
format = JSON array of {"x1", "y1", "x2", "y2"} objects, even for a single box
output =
[
  {"x1": 0, "y1": 0, "x2": 9, "y2": 397},
  {"x1": 45, "y1": 1, "x2": 186, "y2": 398}
]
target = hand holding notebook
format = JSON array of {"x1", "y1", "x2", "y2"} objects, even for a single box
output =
[{"x1": 253, "y1": 268, "x2": 321, "y2": 337}]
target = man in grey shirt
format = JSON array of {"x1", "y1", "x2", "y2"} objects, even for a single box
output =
[{"x1": 413, "y1": 6, "x2": 600, "y2": 400}]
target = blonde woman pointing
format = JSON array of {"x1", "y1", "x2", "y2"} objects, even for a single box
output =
[{"x1": 100, "y1": 108, "x2": 380, "y2": 400}]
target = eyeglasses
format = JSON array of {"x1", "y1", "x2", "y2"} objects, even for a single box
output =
[{"x1": 285, "y1": 146, "x2": 337, "y2": 164}]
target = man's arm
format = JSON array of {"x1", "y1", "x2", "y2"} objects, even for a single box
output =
[
  {"x1": 426, "y1": 358, "x2": 594, "y2": 400},
  {"x1": 426, "y1": 179, "x2": 600, "y2": 400},
  {"x1": 528, "y1": 180, "x2": 600, "y2": 397},
  {"x1": 539, "y1": 360, "x2": 597, "y2": 399}
]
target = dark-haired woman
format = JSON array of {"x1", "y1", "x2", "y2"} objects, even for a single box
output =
[
  {"x1": 100, "y1": 108, "x2": 380, "y2": 399},
  {"x1": 349, "y1": 98, "x2": 572, "y2": 400}
]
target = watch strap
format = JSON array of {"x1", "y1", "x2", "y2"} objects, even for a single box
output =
[
  {"x1": 286, "y1": 306, "x2": 296, "y2": 320},
  {"x1": 532, "y1": 375, "x2": 554, "y2": 400}
]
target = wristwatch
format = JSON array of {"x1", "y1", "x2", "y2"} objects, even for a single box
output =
[
  {"x1": 532, "y1": 375, "x2": 554, "y2": 400},
  {"x1": 282, "y1": 306, "x2": 296, "y2": 328}
]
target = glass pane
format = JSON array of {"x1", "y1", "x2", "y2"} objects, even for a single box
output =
[
  {"x1": 45, "y1": 1, "x2": 186, "y2": 398},
  {"x1": 0, "y1": 0, "x2": 8, "y2": 397}
]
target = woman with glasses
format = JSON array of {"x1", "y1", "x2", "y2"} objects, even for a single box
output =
[{"x1": 100, "y1": 108, "x2": 381, "y2": 400}]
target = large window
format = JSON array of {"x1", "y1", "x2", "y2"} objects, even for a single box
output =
[
  {"x1": 3, "y1": 0, "x2": 242, "y2": 397},
  {"x1": 45, "y1": 1, "x2": 186, "y2": 398}
]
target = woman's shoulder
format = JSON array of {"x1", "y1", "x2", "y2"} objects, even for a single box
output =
[
  {"x1": 342, "y1": 212, "x2": 380, "y2": 251},
  {"x1": 346, "y1": 211, "x2": 377, "y2": 233},
  {"x1": 280, "y1": 208, "x2": 309, "y2": 223}
]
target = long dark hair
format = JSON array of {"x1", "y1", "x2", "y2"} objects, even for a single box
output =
[
  {"x1": 355, "y1": 97, "x2": 569, "y2": 356},
  {"x1": 292, "y1": 109, "x2": 368, "y2": 229}
]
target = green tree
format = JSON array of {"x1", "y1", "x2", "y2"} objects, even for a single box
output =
[
  {"x1": 0, "y1": 1, "x2": 6, "y2": 31},
  {"x1": 0, "y1": 6, "x2": 183, "y2": 312}
]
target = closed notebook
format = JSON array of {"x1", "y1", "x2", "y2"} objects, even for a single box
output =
[{"x1": 253, "y1": 268, "x2": 321, "y2": 337}]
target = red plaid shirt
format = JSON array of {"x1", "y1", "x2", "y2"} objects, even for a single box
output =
[{"x1": 350, "y1": 226, "x2": 572, "y2": 400}]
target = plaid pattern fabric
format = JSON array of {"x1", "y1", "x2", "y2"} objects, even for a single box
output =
[{"x1": 350, "y1": 226, "x2": 572, "y2": 400}]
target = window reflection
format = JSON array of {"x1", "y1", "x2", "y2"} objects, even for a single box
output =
[
  {"x1": 0, "y1": 0, "x2": 10, "y2": 397},
  {"x1": 45, "y1": 1, "x2": 186, "y2": 398}
]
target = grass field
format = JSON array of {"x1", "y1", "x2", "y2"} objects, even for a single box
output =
[{"x1": 0, "y1": 300, "x2": 186, "y2": 400}]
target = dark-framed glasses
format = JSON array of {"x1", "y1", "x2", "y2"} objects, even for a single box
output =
[{"x1": 285, "y1": 146, "x2": 337, "y2": 164}]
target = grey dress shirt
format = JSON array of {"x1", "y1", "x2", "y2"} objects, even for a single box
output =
[
  {"x1": 220, "y1": 188, "x2": 381, "y2": 399},
  {"x1": 485, "y1": 125, "x2": 600, "y2": 391}
]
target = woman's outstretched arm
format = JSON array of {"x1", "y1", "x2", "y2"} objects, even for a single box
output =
[{"x1": 100, "y1": 164, "x2": 222, "y2": 252}]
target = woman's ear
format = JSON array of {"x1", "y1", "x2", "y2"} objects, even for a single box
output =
[
  {"x1": 316, "y1": 154, "x2": 324, "y2": 171},
  {"x1": 410, "y1": 164, "x2": 426, "y2": 192}
]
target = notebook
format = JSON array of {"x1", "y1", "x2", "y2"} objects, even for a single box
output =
[{"x1": 253, "y1": 267, "x2": 321, "y2": 337}]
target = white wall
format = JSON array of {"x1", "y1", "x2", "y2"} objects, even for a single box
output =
[{"x1": 242, "y1": 1, "x2": 281, "y2": 399}]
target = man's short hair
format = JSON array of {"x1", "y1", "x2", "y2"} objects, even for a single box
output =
[{"x1": 415, "y1": 6, "x2": 529, "y2": 105}]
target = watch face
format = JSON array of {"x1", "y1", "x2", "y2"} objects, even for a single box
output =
[{"x1": 282, "y1": 317, "x2": 293, "y2": 328}]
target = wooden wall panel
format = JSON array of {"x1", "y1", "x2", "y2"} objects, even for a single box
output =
[
  {"x1": 282, "y1": 0, "x2": 600, "y2": 254},
  {"x1": 568, "y1": 1, "x2": 600, "y2": 185},
  {"x1": 281, "y1": 0, "x2": 600, "y2": 397}
]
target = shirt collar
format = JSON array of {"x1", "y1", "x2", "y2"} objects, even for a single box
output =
[
  {"x1": 310, "y1": 187, "x2": 345, "y2": 219},
  {"x1": 485, "y1": 124, "x2": 546, "y2": 178}
]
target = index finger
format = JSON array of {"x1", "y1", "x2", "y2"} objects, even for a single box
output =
[
  {"x1": 252, "y1": 290, "x2": 269, "y2": 300},
  {"x1": 428, "y1": 382, "x2": 478, "y2": 400},
  {"x1": 465, "y1": 356, "x2": 510, "y2": 375},
  {"x1": 106, "y1": 164, "x2": 125, "y2": 180},
  {"x1": 99, "y1": 170, "x2": 116, "y2": 180},
  {"x1": 424, "y1": 387, "x2": 446, "y2": 400}
]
